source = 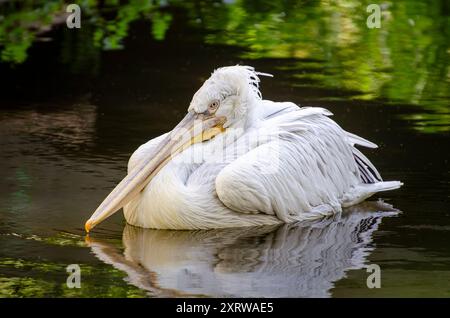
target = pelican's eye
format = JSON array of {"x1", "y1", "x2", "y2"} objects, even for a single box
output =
[{"x1": 208, "y1": 100, "x2": 220, "y2": 113}]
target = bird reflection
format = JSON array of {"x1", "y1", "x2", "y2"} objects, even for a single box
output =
[{"x1": 86, "y1": 201, "x2": 398, "y2": 297}]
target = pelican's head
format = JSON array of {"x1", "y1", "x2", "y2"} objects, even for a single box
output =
[
  {"x1": 85, "y1": 65, "x2": 271, "y2": 232},
  {"x1": 188, "y1": 65, "x2": 270, "y2": 128}
]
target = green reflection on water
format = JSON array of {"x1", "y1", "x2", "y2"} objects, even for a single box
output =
[
  {"x1": 0, "y1": 0, "x2": 449, "y2": 133},
  {"x1": 0, "y1": 260, "x2": 147, "y2": 297},
  {"x1": 0, "y1": 233, "x2": 145, "y2": 298},
  {"x1": 7, "y1": 232, "x2": 93, "y2": 248}
]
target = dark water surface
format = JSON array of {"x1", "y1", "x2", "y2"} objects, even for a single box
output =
[{"x1": 0, "y1": 1, "x2": 449, "y2": 297}]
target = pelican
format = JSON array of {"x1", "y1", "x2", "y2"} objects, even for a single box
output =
[{"x1": 85, "y1": 65, "x2": 402, "y2": 231}]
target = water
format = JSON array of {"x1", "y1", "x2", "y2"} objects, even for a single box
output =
[{"x1": 0, "y1": 0, "x2": 449, "y2": 297}]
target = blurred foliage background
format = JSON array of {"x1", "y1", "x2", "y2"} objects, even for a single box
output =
[{"x1": 0, "y1": 0, "x2": 449, "y2": 132}]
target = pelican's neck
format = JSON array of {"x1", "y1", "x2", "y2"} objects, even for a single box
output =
[{"x1": 224, "y1": 98, "x2": 261, "y2": 132}]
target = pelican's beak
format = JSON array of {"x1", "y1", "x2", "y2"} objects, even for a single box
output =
[{"x1": 85, "y1": 112, "x2": 226, "y2": 232}]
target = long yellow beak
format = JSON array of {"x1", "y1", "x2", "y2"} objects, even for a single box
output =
[{"x1": 85, "y1": 112, "x2": 225, "y2": 233}]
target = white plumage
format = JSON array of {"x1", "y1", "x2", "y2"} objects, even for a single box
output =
[{"x1": 113, "y1": 65, "x2": 402, "y2": 230}]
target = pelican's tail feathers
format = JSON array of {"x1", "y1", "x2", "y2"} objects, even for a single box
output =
[
  {"x1": 346, "y1": 131, "x2": 378, "y2": 149},
  {"x1": 352, "y1": 147, "x2": 382, "y2": 184},
  {"x1": 342, "y1": 181, "x2": 403, "y2": 207},
  {"x1": 371, "y1": 180, "x2": 404, "y2": 192}
]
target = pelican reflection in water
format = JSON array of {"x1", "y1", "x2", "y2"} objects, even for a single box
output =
[{"x1": 87, "y1": 201, "x2": 398, "y2": 297}]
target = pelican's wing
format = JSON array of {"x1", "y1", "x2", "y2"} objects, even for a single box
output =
[{"x1": 215, "y1": 105, "x2": 402, "y2": 222}]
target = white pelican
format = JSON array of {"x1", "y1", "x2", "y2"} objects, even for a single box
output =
[{"x1": 85, "y1": 65, "x2": 402, "y2": 231}]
